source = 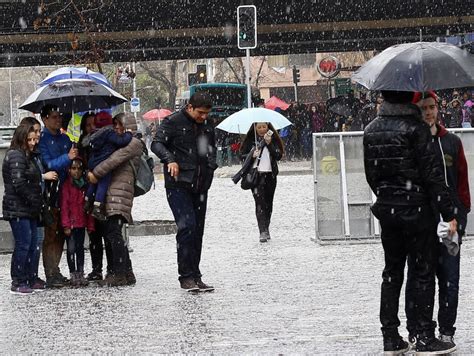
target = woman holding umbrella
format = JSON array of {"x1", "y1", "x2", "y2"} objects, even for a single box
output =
[{"x1": 240, "y1": 122, "x2": 284, "y2": 243}]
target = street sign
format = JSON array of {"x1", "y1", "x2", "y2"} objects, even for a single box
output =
[
  {"x1": 334, "y1": 78, "x2": 352, "y2": 96},
  {"x1": 317, "y1": 55, "x2": 341, "y2": 78},
  {"x1": 130, "y1": 97, "x2": 140, "y2": 113}
]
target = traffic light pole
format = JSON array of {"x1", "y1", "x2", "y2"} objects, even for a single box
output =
[
  {"x1": 294, "y1": 83, "x2": 298, "y2": 103},
  {"x1": 246, "y1": 48, "x2": 251, "y2": 108}
]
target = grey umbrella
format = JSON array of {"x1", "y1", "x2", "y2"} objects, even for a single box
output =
[
  {"x1": 352, "y1": 41, "x2": 474, "y2": 91},
  {"x1": 19, "y1": 79, "x2": 127, "y2": 113}
]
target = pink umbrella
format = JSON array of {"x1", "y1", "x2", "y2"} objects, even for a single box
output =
[
  {"x1": 265, "y1": 96, "x2": 290, "y2": 111},
  {"x1": 142, "y1": 108, "x2": 173, "y2": 121}
]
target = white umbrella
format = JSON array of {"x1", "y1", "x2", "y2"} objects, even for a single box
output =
[{"x1": 216, "y1": 107, "x2": 292, "y2": 134}]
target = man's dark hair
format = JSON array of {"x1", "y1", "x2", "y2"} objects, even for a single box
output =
[
  {"x1": 381, "y1": 90, "x2": 414, "y2": 104},
  {"x1": 189, "y1": 92, "x2": 212, "y2": 109},
  {"x1": 40, "y1": 104, "x2": 59, "y2": 118}
]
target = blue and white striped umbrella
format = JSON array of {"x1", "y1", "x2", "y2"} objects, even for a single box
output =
[
  {"x1": 216, "y1": 107, "x2": 292, "y2": 134},
  {"x1": 39, "y1": 67, "x2": 111, "y2": 88},
  {"x1": 19, "y1": 79, "x2": 127, "y2": 113}
]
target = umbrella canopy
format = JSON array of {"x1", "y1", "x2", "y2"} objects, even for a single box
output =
[
  {"x1": 39, "y1": 67, "x2": 111, "y2": 87},
  {"x1": 327, "y1": 96, "x2": 359, "y2": 117},
  {"x1": 19, "y1": 79, "x2": 127, "y2": 113},
  {"x1": 352, "y1": 41, "x2": 474, "y2": 91},
  {"x1": 216, "y1": 107, "x2": 292, "y2": 134},
  {"x1": 264, "y1": 96, "x2": 290, "y2": 111},
  {"x1": 142, "y1": 108, "x2": 173, "y2": 121}
]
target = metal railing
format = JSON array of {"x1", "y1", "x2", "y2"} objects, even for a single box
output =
[{"x1": 312, "y1": 129, "x2": 474, "y2": 244}]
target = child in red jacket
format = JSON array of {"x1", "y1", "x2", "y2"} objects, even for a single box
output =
[{"x1": 60, "y1": 157, "x2": 95, "y2": 287}]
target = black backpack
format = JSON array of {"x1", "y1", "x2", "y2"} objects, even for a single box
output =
[{"x1": 130, "y1": 142, "x2": 155, "y2": 197}]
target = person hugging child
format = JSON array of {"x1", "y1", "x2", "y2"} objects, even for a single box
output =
[
  {"x1": 60, "y1": 157, "x2": 95, "y2": 287},
  {"x1": 84, "y1": 111, "x2": 132, "y2": 220}
]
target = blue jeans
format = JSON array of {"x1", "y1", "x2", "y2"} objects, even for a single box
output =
[
  {"x1": 31, "y1": 227, "x2": 44, "y2": 282},
  {"x1": 166, "y1": 188, "x2": 208, "y2": 280},
  {"x1": 9, "y1": 218, "x2": 38, "y2": 286},
  {"x1": 86, "y1": 173, "x2": 112, "y2": 203},
  {"x1": 65, "y1": 228, "x2": 85, "y2": 273},
  {"x1": 437, "y1": 243, "x2": 460, "y2": 336}
]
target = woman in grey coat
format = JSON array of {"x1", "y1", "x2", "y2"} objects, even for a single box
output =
[{"x1": 88, "y1": 113, "x2": 143, "y2": 286}]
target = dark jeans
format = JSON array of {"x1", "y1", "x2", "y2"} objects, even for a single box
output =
[
  {"x1": 252, "y1": 173, "x2": 277, "y2": 234},
  {"x1": 42, "y1": 208, "x2": 65, "y2": 279},
  {"x1": 9, "y1": 218, "x2": 38, "y2": 286},
  {"x1": 406, "y1": 242, "x2": 461, "y2": 337},
  {"x1": 166, "y1": 188, "x2": 208, "y2": 280},
  {"x1": 86, "y1": 173, "x2": 112, "y2": 203},
  {"x1": 379, "y1": 214, "x2": 438, "y2": 339},
  {"x1": 88, "y1": 219, "x2": 113, "y2": 275},
  {"x1": 65, "y1": 228, "x2": 85, "y2": 273},
  {"x1": 31, "y1": 227, "x2": 44, "y2": 281},
  {"x1": 105, "y1": 215, "x2": 132, "y2": 275}
]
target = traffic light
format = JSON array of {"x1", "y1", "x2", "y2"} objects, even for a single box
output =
[
  {"x1": 237, "y1": 5, "x2": 257, "y2": 49},
  {"x1": 292, "y1": 66, "x2": 300, "y2": 84},
  {"x1": 188, "y1": 73, "x2": 197, "y2": 86},
  {"x1": 196, "y1": 64, "x2": 207, "y2": 83}
]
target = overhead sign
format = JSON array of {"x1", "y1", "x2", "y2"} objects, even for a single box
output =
[
  {"x1": 317, "y1": 55, "x2": 341, "y2": 78},
  {"x1": 130, "y1": 97, "x2": 140, "y2": 113}
]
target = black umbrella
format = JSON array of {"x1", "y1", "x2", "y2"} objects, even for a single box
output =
[
  {"x1": 327, "y1": 96, "x2": 358, "y2": 117},
  {"x1": 19, "y1": 79, "x2": 127, "y2": 113},
  {"x1": 352, "y1": 41, "x2": 474, "y2": 91}
]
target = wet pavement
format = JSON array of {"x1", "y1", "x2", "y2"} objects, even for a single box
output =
[{"x1": 1, "y1": 173, "x2": 473, "y2": 354}]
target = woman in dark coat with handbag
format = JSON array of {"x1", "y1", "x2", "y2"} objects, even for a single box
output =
[
  {"x1": 2, "y1": 124, "x2": 43, "y2": 294},
  {"x1": 240, "y1": 122, "x2": 284, "y2": 242}
]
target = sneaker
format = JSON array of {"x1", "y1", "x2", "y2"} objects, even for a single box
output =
[
  {"x1": 98, "y1": 274, "x2": 128, "y2": 287},
  {"x1": 383, "y1": 336, "x2": 409, "y2": 355},
  {"x1": 10, "y1": 285, "x2": 34, "y2": 294},
  {"x1": 179, "y1": 277, "x2": 199, "y2": 291},
  {"x1": 92, "y1": 203, "x2": 106, "y2": 221},
  {"x1": 126, "y1": 271, "x2": 136, "y2": 285},
  {"x1": 87, "y1": 272, "x2": 103, "y2": 281},
  {"x1": 438, "y1": 334, "x2": 455, "y2": 348},
  {"x1": 259, "y1": 231, "x2": 269, "y2": 243},
  {"x1": 30, "y1": 278, "x2": 46, "y2": 291},
  {"x1": 416, "y1": 336, "x2": 457, "y2": 354},
  {"x1": 194, "y1": 277, "x2": 214, "y2": 292},
  {"x1": 70, "y1": 273, "x2": 81, "y2": 287}
]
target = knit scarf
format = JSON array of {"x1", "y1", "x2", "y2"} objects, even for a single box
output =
[{"x1": 72, "y1": 176, "x2": 86, "y2": 189}]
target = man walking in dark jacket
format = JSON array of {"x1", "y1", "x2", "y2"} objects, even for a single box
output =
[
  {"x1": 363, "y1": 90, "x2": 457, "y2": 354},
  {"x1": 151, "y1": 93, "x2": 217, "y2": 292}
]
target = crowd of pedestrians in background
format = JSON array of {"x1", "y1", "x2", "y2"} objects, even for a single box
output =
[{"x1": 211, "y1": 88, "x2": 473, "y2": 165}]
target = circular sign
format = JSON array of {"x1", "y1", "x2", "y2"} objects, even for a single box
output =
[
  {"x1": 317, "y1": 56, "x2": 341, "y2": 78},
  {"x1": 131, "y1": 97, "x2": 140, "y2": 106}
]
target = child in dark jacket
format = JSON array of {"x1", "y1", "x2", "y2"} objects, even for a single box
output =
[
  {"x1": 84, "y1": 112, "x2": 132, "y2": 220},
  {"x1": 60, "y1": 157, "x2": 95, "y2": 287}
]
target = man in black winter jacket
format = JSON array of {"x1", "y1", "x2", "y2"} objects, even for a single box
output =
[
  {"x1": 151, "y1": 92, "x2": 217, "y2": 292},
  {"x1": 363, "y1": 90, "x2": 457, "y2": 354}
]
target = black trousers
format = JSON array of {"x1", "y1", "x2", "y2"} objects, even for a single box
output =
[
  {"x1": 105, "y1": 215, "x2": 132, "y2": 275},
  {"x1": 252, "y1": 172, "x2": 277, "y2": 234},
  {"x1": 88, "y1": 219, "x2": 113, "y2": 275},
  {"x1": 379, "y1": 211, "x2": 438, "y2": 339}
]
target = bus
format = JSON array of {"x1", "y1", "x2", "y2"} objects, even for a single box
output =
[{"x1": 189, "y1": 82, "x2": 247, "y2": 123}]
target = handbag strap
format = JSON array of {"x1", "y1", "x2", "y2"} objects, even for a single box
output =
[{"x1": 255, "y1": 145, "x2": 264, "y2": 168}]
